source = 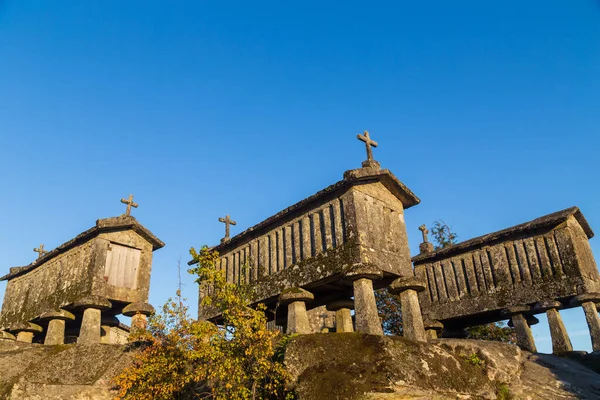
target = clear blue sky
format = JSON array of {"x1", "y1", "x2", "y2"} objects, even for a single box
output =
[{"x1": 1, "y1": 1, "x2": 599, "y2": 353}]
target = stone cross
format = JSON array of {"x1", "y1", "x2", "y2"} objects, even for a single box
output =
[
  {"x1": 219, "y1": 214, "x2": 237, "y2": 242},
  {"x1": 419, "y1": 224, "x2": 429, "y2": 243},
  {"x1": 356, "y1": 130, "x2": 378, "y2": 162},
  {"x1": 33, "y1": 244, "x2": 48, "y2": 259},
  {"x1": 120, "y1": 194, "x2": 138, "y2": 216}
]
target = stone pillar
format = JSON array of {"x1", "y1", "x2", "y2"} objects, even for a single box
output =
[
  {"x1": 326, "y1": 299, "x2": 355, "y2": 333},
  {"x1": 388, "y1": 277, "x2": 427, "y2": 342},
  {"x1": 279, "y1": 288, "x2": 314, "y2": 334},
  {"x1": 347, "y1": 268, "x2": 383, "y2": 335},
  {"x1": 423, "y1": 320, "x2": 444, "y2": 340},
  {"x1": 533, "y1": 301, "x2": 572, "y2": 354},
  {"x1": 39, "y1": 309, "x2": 76, "y2": 346},
  {"x1": 74, "y1": 296, "x2": 112, "y2": 344},
  {"x1": 571, "y1": 293, "x2": 600, "y2": 352},
  {"x1": 100, "y1": 315, "x2": 121, "y2": 344},
  {"x1": 10, "y1": 322, "x2": 43, "y2": 343},
  {"x1": 502, "y1": 306, "x2": 536, "y2": 352},
  {"x1": 0, "y1": 331, "x2": 16, "y2": 341},
  {"x1": 122, "y1": 302, "x2": 156, "y2": 337}
]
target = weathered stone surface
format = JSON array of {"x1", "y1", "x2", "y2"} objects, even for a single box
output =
[
  {"x1": 78, "y1": 308, "x2": 102, "y2": 344},
  {"x1": 0, "y1": 331, "x2": 16, "y2": 341},
  {"x1": 39, "y1": 309, "x2": 75, "y2": 321},
  {"x1": 122, "y1": 302, "x2": 155, "y2": 316},
  {"x1": 45, "y1": 319, "x2": 66, "y2": 346},
  {"x1": 286, "y1": 301, "x2": 311, "y2": 335},
  {"x1": 0, "y1": 341, "x2": 133, "y2": 399},
  {"x1": 581, "y1": 301, "x2": 600, "y2": 351},
  {"x1": 388, "y1": 277, "x2": 425, "y2": 294},
  {"x1": 284, "y1": 334, "x2": 600, "y2": 400},
  {"x1": 546, "y1": 308, "x2": 573, "y2": 354},
  {"x1": 571, "y1": 293, "x2": 600, "y2": 306},
  {"x1": 279, "y1": 288, "x2": 314, "y2": 304},
  {"x1": 413, "y1": 207, "x2": 600, "y2": 330},
  {"x1": 353, "y1": 278, "x2": 383, "y2": 335},
  {"x1": 511, "y1": 313, "x2": 537, "y2": 352},
  {"x1": 192, "y1": 166, "x2": 420, "y2": 322},
  {"x1": 335, "y1": 308, "x2": 354, "y2": 333},
  {"x1": 74, "y1": 295, "x2": 112, "y2": 310},
  {"x1": 398, "y1": 289, "x2": 427, "y2": 342},
  {"x1": 424, "y1": 320, "x2": 443, "y2": 340},
  {"x1": 0, "y1": 215, "x2": 164, "y2": 331}
]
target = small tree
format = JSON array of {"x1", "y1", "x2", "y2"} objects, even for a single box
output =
[{"x1": 114, "y1": 246, "x2": 292, "y2": 400}]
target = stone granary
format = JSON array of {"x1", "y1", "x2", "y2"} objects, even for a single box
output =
[
  {"x1": 0, "y1": 196, "x2": 164, "y2": 345},
  {"x1": 194, "y1": 131, "x2": 600, "y2": 352},
  {"x1": 193, "y1": 131, "x2": 429, "y2": 341},
  {"x1": 414, "y1": 207, "x2": 600, "y2": 354}
]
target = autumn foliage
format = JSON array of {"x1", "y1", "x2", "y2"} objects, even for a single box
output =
[{"x1": 113, "y1": 246, "x2": 292, "y2": 400}]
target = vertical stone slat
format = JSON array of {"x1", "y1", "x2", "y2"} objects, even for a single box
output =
[
  {"x1": 477, "y1": 250, "x2": 495, "y2": 292},
  {"x1": 462, "y1": 256, "x2": 480, "y2": 296},
  {"x1": 514, "y1": 240, "x2": 533, "y2": 286},
  {"x1": 312, "y1": 212, "x2": 324, "y2": 256},
  {"x1": 544, "y1": 233, "x2": 565, "y2": 276},
  {"x1": 322, "y1": 207, "x2": 333, "y2": 250},
  {"x1": 269, "y1": 232, "x2": 277, "y2": 275},
  {"x1": 451, "y1": 258, "x2": 468, "y2": 298},
  {"x1": 472, "y1": 252, "x2": 488, "y2": 292},
  {"x1": 250, "y1": 240, "x2": 258, "y2": 282},
  {"x1": 226, "y1": 254, "x2": 233, "y2": 283},
  {"x1": 534, "y1": 236, "x2": 553, "y2": 279},
  {"x1": 332, "y1": 199, "x2": 344, "y2": 247},
  {"x1": 504, "y1": 243, "x2": 522, "y2": 284},
  {"x1": 554, "y1": 229, "x2": 578, "y2": 277},
  {"x1": 301, "y1": 216, "x2": 311, "y2": 260},
  {"x1": 433, "y1": 262, "x2": 448, "y2": 303},
  {"x1": 284, "y1": 225, "x2": 293, "y2": 269},
  {"x1": 490, "y1": 244, "x2": 511, "y2": 288},
  {"x1": 259, "y1": 236, "x2": 269, "y2": 278},
  {"x1": 426, "y1": 264, "x2": 439, "y2": 303},
  {"x1": 414, "y1": 265, "x2": 431, "y2": 307},
  {"x1": 441, "y1": 260, "x2": 459, "y2": 301},
  {"x1": 524, "y1": 238, "x2": 542, "y2": 281},
  {"x1": 293, "y1": 221, "x2": 301, "y2": 265},
  {"x1": 277, "y1": 229, "x2": 284, "y2": 272}
]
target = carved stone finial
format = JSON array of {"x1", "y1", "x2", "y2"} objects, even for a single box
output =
[
  {"x1": 356, "y1": 130, "x2": 378, "y2": 163},
  {"x1": 120, "y1": 194, "x2": 139, "y2": 216},
  {"x1": 219, "y1": 214, "x2": 237, "y2": 243},
  {"x1": 33, "y1": 244, "x2": 48, "y2": 259},
  {"x1": 418, "y1": 224, "x2": 429, "y2": 243}
]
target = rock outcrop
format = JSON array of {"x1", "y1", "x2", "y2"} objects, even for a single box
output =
[{"x1": 2, "y1": 334, "x2": 600, "y2": 399}]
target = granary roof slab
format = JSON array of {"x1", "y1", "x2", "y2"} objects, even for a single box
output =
[
  {"x1": 412, "y1": 206, "x2": 593, "y2": 265},
  {"x1": 193, "y1": 166, "x2": 419, "y2": 263},
  {"x1": 1, "y1": 215, "x2": 164, "y2": 281}
]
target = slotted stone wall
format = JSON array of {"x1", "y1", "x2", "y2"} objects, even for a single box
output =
[{"x1": 414, "y1": 207, "x2": 599, "y2": 326}]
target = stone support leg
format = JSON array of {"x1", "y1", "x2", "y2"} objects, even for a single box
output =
[
  {"x1": 335, "y1": 308, "x2": 354, "y2": 333},
  {"x1": 511, "y1": 314, "x2": 537, "y2": 352},
  {"x1": 399, "y1": 289, "x2": 427, "y2": 342},
  {"x1": 546, "y1": 308, "x2": 573, "y2": 354},
  {"x1": 353, "y1": 278, "x2": 383, "y2": 335},
  {"x1": 131, "y1": 313, "x2": 148, "y2": 331},
  {"x1": 17, "y1": 331, "x2": 34, "y2": 343},
  {"x1": 280, "y1": 288, "x2": 314, "y2": 335},
  {"x1": 581, "y1": 301, "x2": 600, "y2": 351},
  {"x1": 45, "y1": 319, "x2": 66, "y2": 346},
  {"x1": 79, "y1": 308, "x2": 102, "y2": 344},
  {"x1": 287, "y1": 301, "x2": 311, "y2": 334}
]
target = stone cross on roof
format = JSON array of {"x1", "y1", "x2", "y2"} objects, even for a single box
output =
[
  {"x1": 356, "y1": 130, "x2": 378, "y2": 163},
  {"x1": 219, "y1": 214, "x2": 237, "y2": 243},
  {"x1": 120, "y1": 194, "x2": 139, "y2": 216},
  {"x1": 418, "y1": 224, "x2": 429, "y2": 243},
  {"x1": 33, "y1": 244, "x2": 48, "y2": 259}
]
